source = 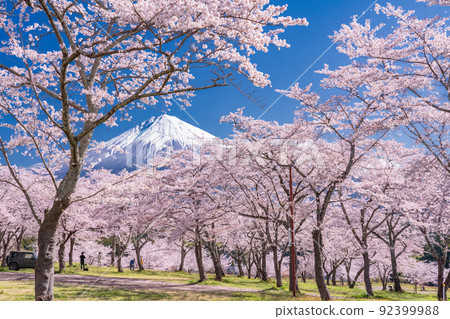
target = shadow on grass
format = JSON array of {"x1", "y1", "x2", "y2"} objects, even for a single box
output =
[
  {"x1": 348, "y1": 290, "x2": 436, "y2": 301},
  {"x1": 55, "y1": 284, "x2": 173, "y2": 301}
]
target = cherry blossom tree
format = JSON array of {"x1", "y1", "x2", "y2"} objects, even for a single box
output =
[
  {"x1": 334, "y1": 141, "x2": 421, "y2": 294},
  {"x1": 0, "y1": 0, "x2": 306, "y2": 300},
  {"x1": 320, "y1": 219, "x2": 351, "y2": 287},
  {"x1": 166, "y1": 149, "x2": 237, "y2": 281},
  {"x1": 220, "y1": 109, "x2": 320, "y2": 290},
  {"x1": 0, "y1": 167, "x2": 48, "y2": 266},
  {"x1": 174, "y1": 238, "x2": 194, "y2": 272},
  {"x1": 126, "y1": 168, "x2": 176, "y2": 271},
  {"x1": 279, "y1": 82, "x2": 392, "y2": 300},
  {"x1": 90, "y1": 170, "x2": 148, "y2": 272},
  {"x1": 56, "y1": 178, "x2": 106, "y2": 272},
  {"x1": 226, "y1": 216, "x2": 254, "y2": 277},
  {"x1": 337, "y1": 191, "x2": 387, "y2": 296},
  {"x1": 326, "y1": 3, "x2": 450, "y2": 175},
  {"x1": 362, "y1": 141, "x2": 424, "y2": 293},
  {"x1": 291, "y1": 2, "x2": 449, "y2": 299},
  {"x1": 404, "y1": 158, "x2": 450, "y2": 300},
  {"x1": 403, "y1": 258, "x2": 438, "y2": 293},
  {"x1": 417, "y1": 0, "x2": 450, "y2": 5},
  {"x1": 343, "y1": 255, "x2": 366, "y2": 289}
]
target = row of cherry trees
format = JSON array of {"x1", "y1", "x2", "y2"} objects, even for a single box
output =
[
  {"x1": 0, "y1": 0, "x2": 307, "y2": 300},
  {"x1": 1, "y1": 123, "x2": 448, "y2": 300},
  {"x1": 0, "y1": 0, "x2": 448, "y2": 301}
]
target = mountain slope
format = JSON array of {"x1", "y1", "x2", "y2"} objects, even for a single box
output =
[{"x1": 85, "y1": 114, "x2": 216, "y2": 172}]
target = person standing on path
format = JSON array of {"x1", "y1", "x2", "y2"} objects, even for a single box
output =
[
  {"x1": 97, "y1": 252, "x2": 102, "y2": 267},
  {"x1": 130, "y1": 258, "x2": 135, "y2": 271},
  {"x1": 80, "y1": 252, "x2": 86, "y2": 270}
]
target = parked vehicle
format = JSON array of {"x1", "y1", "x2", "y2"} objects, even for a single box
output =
[{"x1": 6, "y1": 251, "x2": 37, "y2": 271}]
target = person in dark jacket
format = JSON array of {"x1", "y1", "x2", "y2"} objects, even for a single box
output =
[{"x1": 80, "y1": 252, "x2": 86, "y2": 270}]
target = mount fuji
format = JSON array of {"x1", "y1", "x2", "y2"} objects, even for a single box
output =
[{"x1": 84, "y1": 114, "x2": 216, "y2": 173}]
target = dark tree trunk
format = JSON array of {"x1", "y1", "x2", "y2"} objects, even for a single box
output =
[
  {"x1": 362, "y1": 250, "x2": 374, "y2": 296},
  {"x1": 253, "y1": 251, "x2": 262, "y2": 279},
  {"x1": 15, "y1": 227, "x2": 25, "y2": 250},
  {"x1": 437, "y1": 261, "x2": 445, "y2": 300},
  {"x1": 116, "y1": 241, "x2": 124, "y2": 273},
  {"x1": 110, "y1": 236, "x2": 116, "y2": 267},
  {"x1": 245, "y1": 255, "x2": 253, "y2": 279},
  {"x1": 237, "y1": 258, "x2": 244, "y2": 277},
  {"x1": 1, "y1": 247, "x2": 7, "y2": 267},
  {"x1": 215, "y1": 245, "x2": 225, "y2": 278},
  {"x1": 345, "y1": 261, "x2": 353, "y2": 288},
  {"x1": 261, "y1": 243, "x2": 268, "y2": 281},
  {"x1": 312, "y1": 229, "x2": 331, "y2": 300},
  {"x1": 444, "y1": 270, "x2": 450, "y2": 301},
  {"x1": 325, "y1": 270, "x2": 331, "y2": 286},
  {"x1": 117, "y1": 253, "x2": 123, "y2": 272},
  {"x1": 117, "y1": 255, "x2": 123, "y2": 272},
  {"x1": 134, "y1": 243, "x2": 144, "y2": 271},
  {"x1": 1, "y1": 233, "x2": 13, "y2": 267},
  {"x1": 34, "y1": 132, "x2": 92, "y2": 301},
  {"x1": 390, "y1": 247, "x2": 402, "y2": 292},
  {"x1": 350, "y1": 266, "x2": 364, "y2": 289},
  {"x1": 132, "y1": 238, "x2": 145, "y2": 271},
  {"x1": 345, "y1": 260, "x2": 364, "y2": 289},
  {"x1": 289, "y1": 251, "x2": 299, "y2": 292},
  {"x1": 331, "y1": 267, "x2": 337, "y2": 286},
  {"x1": 377, "y1": 263, "x2": 389, "y2": 291},
  {"x1": 323, "y1": 260, "x2": 331, "y2": 285},
  {"x1": 68, "y1": 237, "x2": 75, "y2": 266},
  {"x1": 194, "y1": 238, "x2": 207, "y2": 282},
  {"x1": 57, "y1": 234, "x2": 66, "y2": 272},
  {"x1": 0, "y1": 231, "x2": 5, "y2": 259},
  {"x1": 272, "y1": 245, "x2": 282, "y2": 287},
  {"x1": 178, "y1": 254, "x2": 185, "y2": 272},
  {"x1": 206, "y1": 241, "x2": 224, "y2": 281},
  {"x1": 35, "y1": 214, "x2": 60, "y2": 301},
  {"x1": 178, "y1": 241, "x2": 187, "y2": 272},
  {"x1": 381, "y1": 277, "x2": 387, "y2": 290}
]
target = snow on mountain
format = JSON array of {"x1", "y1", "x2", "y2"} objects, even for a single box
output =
[{"x1": 85, "y1": 114, "x2": 216, "y2": 172}]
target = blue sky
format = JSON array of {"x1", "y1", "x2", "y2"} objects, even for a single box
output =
[
  {"x1": 0, "y1": 0, "x2": 445, "y2": 166},
  {"x1": 112, "y1": 0, "x2": 444, "y2": 140}
]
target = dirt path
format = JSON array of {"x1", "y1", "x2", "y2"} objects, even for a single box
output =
[{"x1": 0, "y1": 272, "x2": 263, "y2": 294}]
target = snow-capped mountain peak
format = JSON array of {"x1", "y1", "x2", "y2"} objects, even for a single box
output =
[{"x1": 86, "y1": 114, "x2": 216, "y2": 172}]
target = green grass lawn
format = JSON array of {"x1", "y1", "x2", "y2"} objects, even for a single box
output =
[
  {"x1": 55, "y1": 263, "x2": 198, "y2": 283},
  {"x1": 0, "y1": 280, "x2": 320, "y2": 301},
  {"x1": 0, "y1": 263, "x2": 197, "y2": 282},
  {"x1": 0, "y1": 265, "x2": 440, "y2": 301}
]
